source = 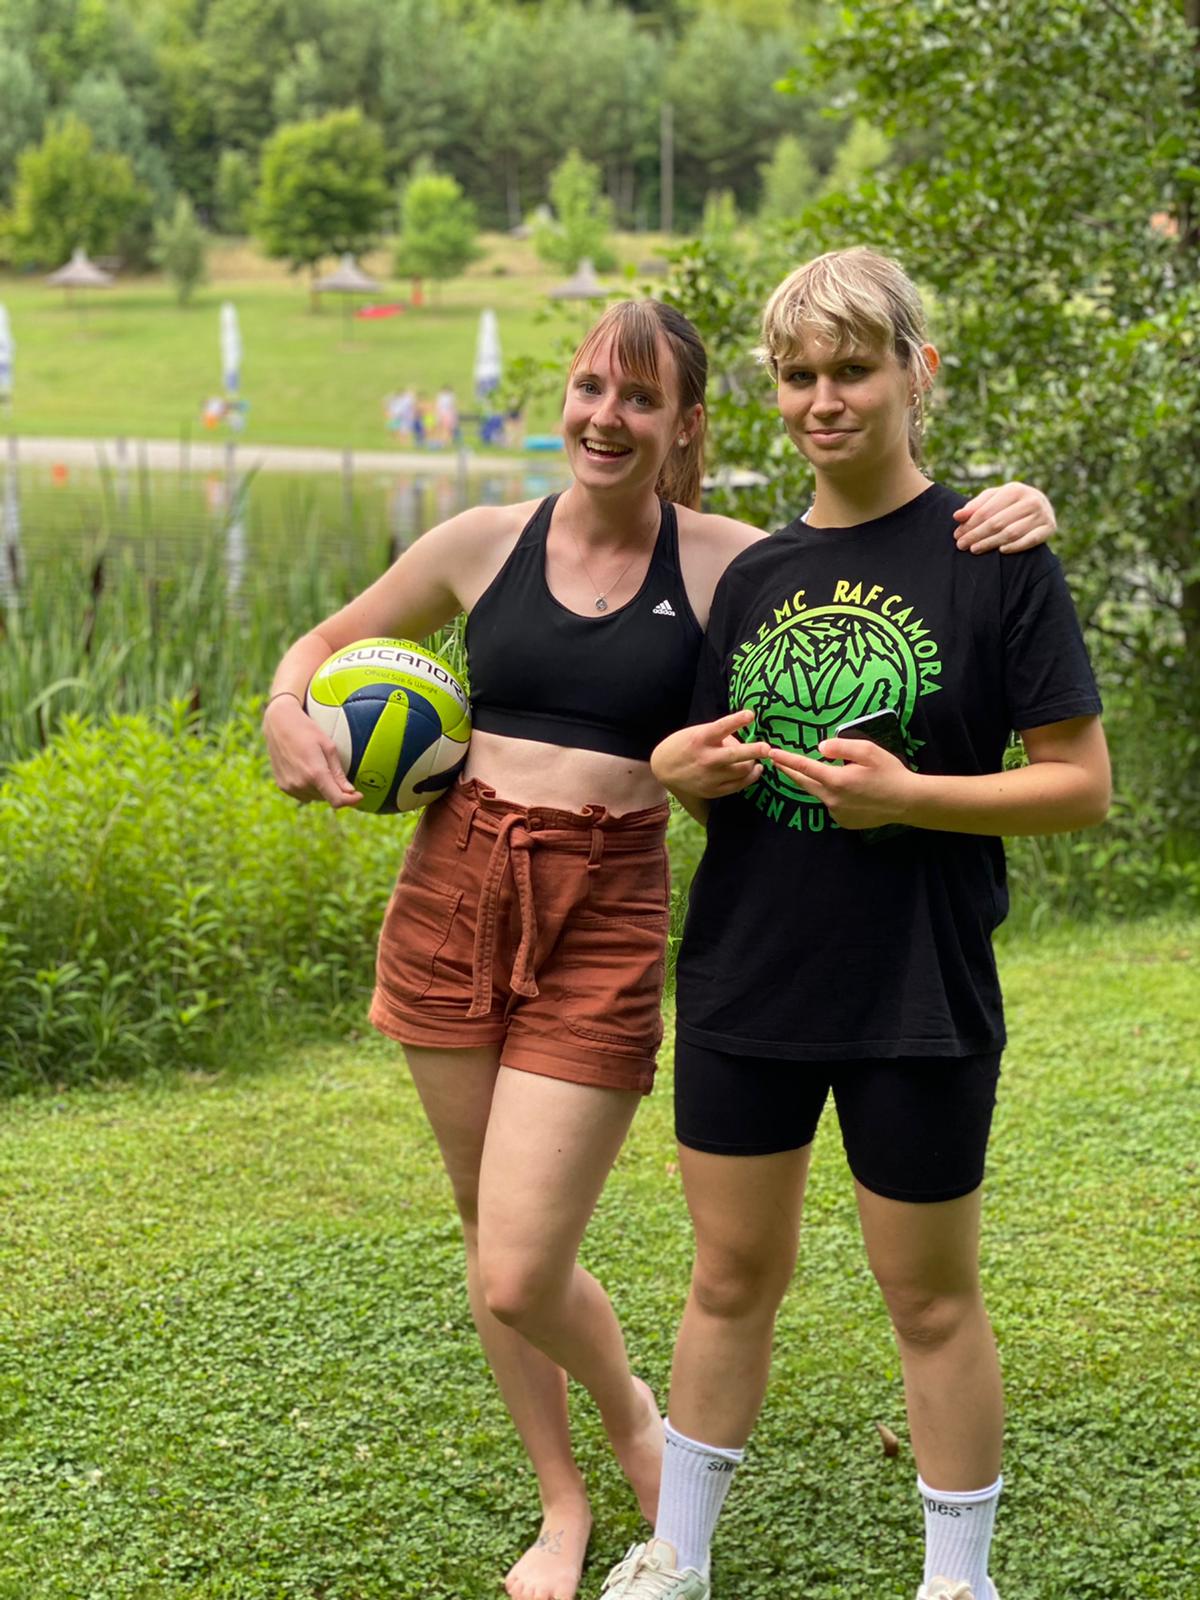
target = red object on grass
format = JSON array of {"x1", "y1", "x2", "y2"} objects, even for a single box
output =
[{"x1": 355, "y1": 303, "x2": 407, "y2": 320}]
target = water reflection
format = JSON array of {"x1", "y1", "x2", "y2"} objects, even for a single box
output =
[{"x1": 10, "y1": 456, "x2": 572, "y2": 597}]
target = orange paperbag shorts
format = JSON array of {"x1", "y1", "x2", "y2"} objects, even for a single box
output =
[{"x1": 369, "y1": 779, "x2": 671, "y2": 1093}]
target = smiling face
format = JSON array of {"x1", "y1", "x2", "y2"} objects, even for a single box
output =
[
  {"x1": 776, "y1": 332, "x2": 930, "y2": 480},
  {"x1": 562, "y1": 330, "x2": 698, "y2": 499}
]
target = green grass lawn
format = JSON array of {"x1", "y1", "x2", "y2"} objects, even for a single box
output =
[
  {"x1": 0, "y1": 918, "x2": 1195, "y2": 1599},
  {"x1": 0, "y1": 235, "x2": 654, "y2": 450}
]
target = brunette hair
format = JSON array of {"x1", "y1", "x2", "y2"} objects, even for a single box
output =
[
  {"x1": 568, "y1": 300, "x2": 708, "y2": 509},
  {"x1": 757, "y1": 247, "x2": 935, "y2": 459}
]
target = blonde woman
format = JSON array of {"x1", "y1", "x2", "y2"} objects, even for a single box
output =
[{"x1": 599, "y1": 252, "x2": 1109, "y2": 1600}]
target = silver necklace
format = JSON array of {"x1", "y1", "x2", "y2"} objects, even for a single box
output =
[{"x1": 566, "y1": 515, "x2": 656, "y2": 611}]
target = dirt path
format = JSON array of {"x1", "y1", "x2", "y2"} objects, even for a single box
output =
[{"x1": 6, "y1": 434, "x2": 550, "y2": 477}]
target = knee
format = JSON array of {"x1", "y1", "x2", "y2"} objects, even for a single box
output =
[
  {"x1": 691, "y1": 1244, "x2": 793, "y2": 1325},
  {"x1": 880, "y1": 1284, "x2": 981, "y2": 1352},
  {"x1": 478, "y1": 1256, "x2": 560, "y2": 1331}
]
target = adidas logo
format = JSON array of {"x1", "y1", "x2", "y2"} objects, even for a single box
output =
[{"x1": 652, "y1": 599, "x2": 676, "y2": 616}]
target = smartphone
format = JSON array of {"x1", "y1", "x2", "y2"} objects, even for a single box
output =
[
  {"x1": 834, "y1": 708, "x2": 912, "y2": 844},
  {"x1": 835, "y1": 708, "x2": 912, "y2": 767}
]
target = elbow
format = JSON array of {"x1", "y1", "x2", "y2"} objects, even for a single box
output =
[{"x1": 1075, "y1": 770, "x2": 1112, "y2": 830}]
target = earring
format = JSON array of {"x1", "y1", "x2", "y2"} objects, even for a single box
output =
[{"x1": 677, "y1": 434, "x2": 688, "y2": 447}]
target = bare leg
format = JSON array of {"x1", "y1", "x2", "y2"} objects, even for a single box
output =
[
  {"x1": 666, "y1": 1144, "x2": 812, "y2": 1448},
  {"x1": 856, "y1": 1182, "x2": 1003, "y2": 1489},
  {"x1": 476, "y1": 1067, "x2": 664, "y2": 1524},
  {"x1": 405, "y1": 1046, "x2": 591, "y2": 1600}
]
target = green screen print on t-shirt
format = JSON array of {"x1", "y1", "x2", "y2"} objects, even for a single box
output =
[{"x1": 729, "y1": 586, "x2": 944, "y2": 815}]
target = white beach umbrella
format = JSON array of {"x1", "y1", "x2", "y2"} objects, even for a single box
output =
[
  {"x1": 0, "y1": 305, "x2": 13, "y2": 404},
  {"x1": 220, "y1": 301, "x2": 242, "y2": 398},
  {"x1": 1, "y1": 439, "x2": 21, "y2": 602},
  {"x1": 474, "y1": 308, "x2": 502, "y2": 398}
]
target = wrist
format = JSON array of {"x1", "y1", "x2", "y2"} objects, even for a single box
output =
[
  {"x1": 264, "y1": 689, "x2": 304, "y2": 719},
  {"x1": 895, "y1": 767, "x2": 928, "y2": 826}
]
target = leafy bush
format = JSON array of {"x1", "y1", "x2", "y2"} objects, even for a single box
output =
[
  {"x1": 533, "y1": 149, "x2": 617, "y2": 274},
  {"x1": 0, "y1": 705, "x2": 415, "y2": 1090}
]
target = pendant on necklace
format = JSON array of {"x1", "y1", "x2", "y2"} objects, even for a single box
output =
[{"x1": 595, "y1": 597, "x2": 608, "y2": 612}]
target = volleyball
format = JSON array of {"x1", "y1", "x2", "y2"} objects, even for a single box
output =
[{"x1": 306, "y1": 638, "x2": 471, "y2": 814}]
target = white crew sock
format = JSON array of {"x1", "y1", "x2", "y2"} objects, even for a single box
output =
[
  {"x1": 919, "y1": 1474, "x2": 1003, "y2": 1599},
  {"x1": 654, "y1": 1419, "x2": 744, "y2": 1577}
]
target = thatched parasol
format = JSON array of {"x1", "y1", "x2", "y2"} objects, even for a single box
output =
[
  {"x1": 313, "y1": 253, "x2": 384, "y2": 338},
  {"x1": 547, "y1": 258, "x2": 605, "y2": 301},
  {"x1": 45, "y1": 247, "x2": 115, "y2": 317}
]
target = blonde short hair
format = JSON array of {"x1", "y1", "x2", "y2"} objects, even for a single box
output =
[{"x1": 757, "y1": 248, "x2": 935, "y2": 455}]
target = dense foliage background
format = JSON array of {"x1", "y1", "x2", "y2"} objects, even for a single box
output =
[{"x1": 0, "y1": 0, "x2": 835, "y2": 254}]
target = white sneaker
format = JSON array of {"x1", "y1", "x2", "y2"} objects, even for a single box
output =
[
  {"x1": 917, "y1": 1580, "x2": 1000, "y2": 1600},
  {"x1": 598, "y1": 1539, "x2": 710, "y2": 1598}
]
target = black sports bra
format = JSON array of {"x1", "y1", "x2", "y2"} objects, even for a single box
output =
[{"x1": 465, "y1": 494, "x2": 703, "y2": 762}]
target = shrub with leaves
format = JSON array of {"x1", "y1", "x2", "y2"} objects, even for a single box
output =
[
  {"x1": 0, "y1": 706, "x2": 415, "y2": 1089},
  {"x1": 533, "y1": 149, "x2": 617, "y2": 274},
  {"x1": 151, "y1": 193, "x2": 208, "y2": 305}
]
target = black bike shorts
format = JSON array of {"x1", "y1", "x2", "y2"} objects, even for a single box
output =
[{"x1": 674, "y1": 1041, "x2": 1001, "y2": 1203}]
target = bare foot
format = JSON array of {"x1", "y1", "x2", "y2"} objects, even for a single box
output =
[
  {"x1": 607, "y1": 1375, "x2": 664, "y2": 1523},
  {"x1": 505, "y1": 1497, "x2": 593, "y2": 1600}
]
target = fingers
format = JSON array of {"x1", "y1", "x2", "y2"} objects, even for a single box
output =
[
  {"x1": 955, "y1": 482, "x2": 1056, "y2": 553},
  {"x1": 763, "y1": 747, "x2": 832, "y2": 790},
  {"x1": 710, "y1": 708, "x2": 756, "y2": 737},
  {"x1": 713, "y1": 760, "x2": 763, "y2": 795},
  {"x1": 954, "y1": 484, "x2": 1001, "y2": 521},
  {"x1": 322, "y1": 744, "x2": 362, "y2": 804}
]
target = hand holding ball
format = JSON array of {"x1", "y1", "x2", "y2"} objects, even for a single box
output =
[{"x1": 305, "y1": 638, "x2": 471, "y2": 814}]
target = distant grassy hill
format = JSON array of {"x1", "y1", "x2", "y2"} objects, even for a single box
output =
[{"x1": 0, "y1": 235, "x2": 673, "y2": 451}]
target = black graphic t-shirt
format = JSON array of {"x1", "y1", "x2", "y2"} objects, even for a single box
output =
[{"x1": 676, "y1": 482, "x2": 1102, "y2": 1060}]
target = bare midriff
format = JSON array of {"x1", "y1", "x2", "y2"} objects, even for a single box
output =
[{"x1": 463, "y1": 729, "x2": 668, "y2": 816}]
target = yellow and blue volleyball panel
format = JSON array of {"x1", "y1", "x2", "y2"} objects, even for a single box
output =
[{"x1": 306, "y1": 638, "x2": 471, "y2": 814}]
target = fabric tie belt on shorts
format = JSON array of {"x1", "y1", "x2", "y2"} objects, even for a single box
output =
[{"x1": 451, "y1": 787, "x2": 666, "y2": 1019}]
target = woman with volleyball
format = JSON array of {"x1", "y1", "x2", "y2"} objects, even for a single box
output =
[
  {"x1": 263, "y1": 297, "x2": 1055, "y2": 1600},
  {"x1": 595, "y1": 251, "x2": 1109, "y2": 1600}
]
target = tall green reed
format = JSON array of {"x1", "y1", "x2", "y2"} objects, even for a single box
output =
[{"x1": 0, "y1": 468, "x2": 467, "y2": 772}]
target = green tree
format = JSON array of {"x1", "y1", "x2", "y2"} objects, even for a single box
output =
[
  {"x1": 65, "y1": 67, "x2": 172, "y2": 263},
  {"x1": 699, "y1": 188, "x2": 739, "y2": 245},
  {"x1": 214, "y1": 148, "x2": 255, "y2": 235},
  {"x1": 666, "y1": 8, "x2": 801, "y2": 222},
  {"x1": 255, "y1": 108, "x2": 389, "y2": 286},
  {"x1": 534, "y1": 148, "x2": 616, "y2": 273},
  {"x1": 156, "y1": 37, "x2": 219, "y2": 214},
  {"x1": 377, "y1": 0, "x2": 475, "y2": 182},
  {"x1": 272, "y1": 40, "x2": 327, "y2": 127},
  {"x1": 2, "y1": 114, "x2": 146, "y2": 268},
  {"x1": 392, "y1": 163, "x2": 481, "y2": 293},
  {"x1": 152, "y1": 192, "x2": 208, "y2": 305},
  {"x1": 513, "y1": 2, "x2": 661, "y2": 230},
  {"x1": 758, "y1": 132, "x2": 817, "y2": 221},
  {"x1": 0, "y1": 45, "x2": 46, "y2": 204},
  {"x1": 202, "y1": 0, "x2": 290, "y2": 154},
  {"x1": 820, "y1": 116, "x2": 890, "y2": 198},
  {"x1": 465, "y1": 3, "x2": 538, "y2": 227},
  {"x1": 65, "y1": 69, "x2": 172, "y2": 206},
  {"x1": 667, "y1": 0, "x2": 1200, "y2": 879}
]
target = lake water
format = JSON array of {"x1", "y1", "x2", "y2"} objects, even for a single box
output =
[{"x1": 1, "y1": 449, "x2": 572, "y2": 603}]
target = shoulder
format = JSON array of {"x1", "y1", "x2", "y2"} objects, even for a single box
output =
[
  {"x1": 673, "y1": 505, "x2": 767, "y2": 630},
  {"x1": 431, "y1": 499, "x2": 537, "y2": 547},
  {"x1": 675, "y1": 504, "x2": 767, "y2": 562}
]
